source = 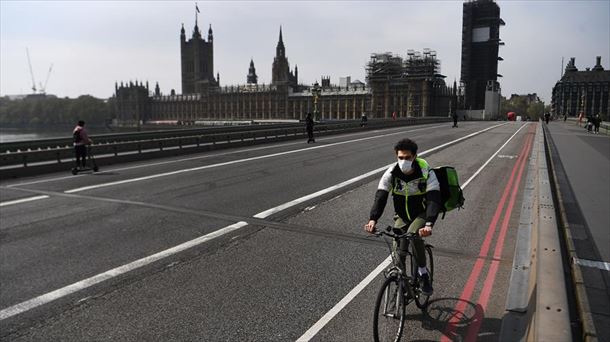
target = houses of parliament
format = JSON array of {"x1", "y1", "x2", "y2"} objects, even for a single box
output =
[{"x1": 114, "y1": 13, "x2": 456, "y2": 125}]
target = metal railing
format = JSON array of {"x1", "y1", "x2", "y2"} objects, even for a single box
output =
[{"x1": 0, "y1": 118, "x2": 450, "y2": 177}]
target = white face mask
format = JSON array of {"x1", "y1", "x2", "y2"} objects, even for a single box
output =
[{"x1": 398, "y1": 158, "x2": 414, "y2": 173}]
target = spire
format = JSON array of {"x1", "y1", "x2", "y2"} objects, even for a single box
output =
[
  {"x1": 208, "y1": 24, "x2": 213, "y2": 42},
  {"x1": 248, "y1": 59, "x2": 258, "y2": 84},
  {"x1": 276, "y1": 26, "x2": 285, "y2": 58}
]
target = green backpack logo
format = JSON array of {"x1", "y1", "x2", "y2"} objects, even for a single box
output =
[{"x1": 433, "y1": 166, "x2": 465, "y2": 218}]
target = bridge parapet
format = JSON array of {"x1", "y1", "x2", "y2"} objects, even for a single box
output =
[{"x1": 0, "y1": 118, "x2": 450, "y2": 179}]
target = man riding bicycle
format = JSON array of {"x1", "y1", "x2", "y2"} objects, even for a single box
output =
[{"x1": 365, "y1": 138, "x2": 442, "y2": 295}]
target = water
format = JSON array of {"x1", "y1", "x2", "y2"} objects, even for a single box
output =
[{"x1": 0, "y1": 126, "x2": 114, "y2": 143}]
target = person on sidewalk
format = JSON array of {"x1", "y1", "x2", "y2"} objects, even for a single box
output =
[{"x1": 452, "y1": 112, "x2": 458, "y2": 128}]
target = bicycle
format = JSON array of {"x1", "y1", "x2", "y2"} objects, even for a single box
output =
[{"x1": 372, "y1": 226, "x2": 434, "y2": 342}]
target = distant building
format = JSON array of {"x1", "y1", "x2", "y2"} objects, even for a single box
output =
[
  {"x1": 114, "y1": 12, "x2": 455, "y2": 125},
  {"x1": 180, "y1": 20, "x2": 217, "y2": 94},
  {"x1": 459, "y1": 0, "x2": 504, "y2": 118},
  {"x1": 552, "y1": 56, "x2": 610, "y2": 119},
  {"x1": 509, "y1": 93, "x2": 541, "y2": 105}
]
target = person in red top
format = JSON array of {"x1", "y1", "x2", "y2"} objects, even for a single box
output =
[{"x1": 73, "y1": 120, "x2": 92, "y2": 169}]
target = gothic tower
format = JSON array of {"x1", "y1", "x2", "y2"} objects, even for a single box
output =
[
  {"x1": 271, "y1": 27, "x2": 297, "y2": 86},
  {"x1": 247, "y1": 59, "x2": 258, "y2": 84},
  {"x1": 181, "y1": 8, "x2": 216, "y2": 94}
]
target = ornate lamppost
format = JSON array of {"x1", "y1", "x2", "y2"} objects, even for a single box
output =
[{"x1": 312, "y1": 81, "x2": 321, "y2": 121}]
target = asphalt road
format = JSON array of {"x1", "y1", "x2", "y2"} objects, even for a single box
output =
[{"x1": 0, "y1": 121, "x2": 536, "y2": 341}]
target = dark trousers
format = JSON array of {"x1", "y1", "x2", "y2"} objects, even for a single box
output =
[
  {"x1": 307, "y1": 128, "x2": 314, "y2": 143},
  {"x1": 75, "y1": 145, "x2": 87, "y2": 168}
]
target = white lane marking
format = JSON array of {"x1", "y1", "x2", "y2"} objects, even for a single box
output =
[
  {"x1": 296, "y1": 257, "x2": 392, "y2": 342},
  {"x1": 0, "y1": 122, "x2": 505, "y2": 320},
  {"x1": 63, "y1": 124, "x2": 457, "y2": 194},
  {"x1": 573, "y1": 257, "x2": 610, "y2": 271},
  {"x1": 254, "y1": 123, "x2": 506, "y2": 219},
  {"x1": 0, "y1": 195, "x2": 50, "y2": 207},
  {"x1": 462, "y1": 123, "x2": 529, "y2": 188},
  {"x1": 295, "y1": 122, "x2": 528, "y2": 341},
  {"x1": 6, "y1": 124, "x2": 445, "y2": 188},
  {"x1": 0, "y1": 221, "x2": 248, "y2": 321}
]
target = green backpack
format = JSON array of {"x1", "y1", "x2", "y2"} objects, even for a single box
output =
[{"x1": 432, "y1": 166, "x2": 465, "y2": 218}]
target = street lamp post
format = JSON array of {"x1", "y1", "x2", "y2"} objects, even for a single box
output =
[{"x1": 312, "y1": 81, "x2": 321, "y2": 121}]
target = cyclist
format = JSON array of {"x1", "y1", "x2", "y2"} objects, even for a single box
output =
[{"x1": 364, "y1": 138, "x2": 442, "y2": 295}]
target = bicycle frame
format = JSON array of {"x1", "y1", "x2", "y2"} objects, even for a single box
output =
[{"x1": 376, "y1": 227, "x2": 423, "y2": 309}]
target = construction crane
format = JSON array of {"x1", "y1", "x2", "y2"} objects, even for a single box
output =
[
  {"x1": 25, "y1": 48, "x2": 53, "y2": 94},
  {"x1": 26, "y1": 48, "x2": 37, "y2": 93},
  {"x1": 39, "y1": 64, "x2": 53, "y2": 94}
]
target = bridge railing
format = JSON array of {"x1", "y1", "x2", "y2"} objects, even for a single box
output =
[{"x1": 0, "y1": 118, "x2": 450, "y2": 178}]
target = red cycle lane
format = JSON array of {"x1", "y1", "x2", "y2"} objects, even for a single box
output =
[{"x1": 441, "y1": 124, "x2": 535, "y2": 342}]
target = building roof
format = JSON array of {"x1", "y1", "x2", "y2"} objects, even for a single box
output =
[{"x1": 559, "y1": 70, "x2": 610, "y2": 83}]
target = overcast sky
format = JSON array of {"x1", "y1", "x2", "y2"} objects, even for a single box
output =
[{"x1": 1, "y1": 1, "x2": 608, "y2": 103}]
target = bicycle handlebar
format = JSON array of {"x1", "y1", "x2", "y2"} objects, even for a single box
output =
[{"x1": 373, "y1": 225, "x2": 423, "y2": 240}]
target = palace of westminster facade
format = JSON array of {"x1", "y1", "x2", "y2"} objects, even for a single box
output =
[{"x1": 114, "y1": 15, "x2": 456, "y2": 125}]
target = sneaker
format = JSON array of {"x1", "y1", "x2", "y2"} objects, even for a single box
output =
[{"x1": 419, "y1": 273, "x2": 433, "y2": 296}]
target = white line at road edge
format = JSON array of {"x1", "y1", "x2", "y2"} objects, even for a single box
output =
[
  {"x1": 295, "y1": 122, "x2": 529, "y2": 341},
  {"x1": 0, "y1": 122, "x2": 506, "y2": 321},
  {"x1": 0, "y1": 195, "x2": 50, "y2": 207}
]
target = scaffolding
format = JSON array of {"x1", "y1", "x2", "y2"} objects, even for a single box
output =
[{"x1": 365, "y1": 50, "x2": 449, "y2": 118}]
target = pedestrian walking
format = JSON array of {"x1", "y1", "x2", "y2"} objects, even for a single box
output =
[
  {"x1": 564, "y1": 114, "x2": 567, "y2": 122},
  {"x1": 305, "y1": 113, "x2": 315, "y2": 143},
  {"x1": 392, "y1": 111, "x2": 397, "y2": 121},
  {"x1": 578, "y1": 112, "x2": 584, "y2": 127},
  {"x1": 593, "y1": 114, "x2": 602, "y2": 134},
  {"x1": 544, "y1": 112, "x2": 550, "y2": 124},
  {"x1": 360, "y1": 112, "x2": 368, "y2": 127},
  {"x1": 452, "y1": 112, "x2": 458, "y2": 128}
]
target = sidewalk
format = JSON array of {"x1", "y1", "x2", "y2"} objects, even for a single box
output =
[{"x1": 545, "y1": 120, "x2": 610, "y2": 341}]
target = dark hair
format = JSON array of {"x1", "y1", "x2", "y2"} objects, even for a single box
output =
[
  {"x1": 394, "y1": 138, "x2": 417, "y2": 154},
  {"x1": 78, "y1": 120, "x2": 85, "y2": 126}
]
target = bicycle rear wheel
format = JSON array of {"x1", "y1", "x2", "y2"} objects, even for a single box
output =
[
  {"x1": 414, "y1": 245, "x2": 434, "y2": 309},
  {"x1": 373, "y1": 275, "x2": 406, "y2": 342}
]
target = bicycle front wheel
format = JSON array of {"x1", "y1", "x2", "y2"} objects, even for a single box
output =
[{"x1": 373, "y1": 275, "x2": 406, "y2": 342}]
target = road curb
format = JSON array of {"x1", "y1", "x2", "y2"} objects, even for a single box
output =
[
  {"x1": 542, "y1": 123, "x2": 599, "y2": 342},
  {"x1": 499, "y1": 124, "x2": 539, "y2": 341}
]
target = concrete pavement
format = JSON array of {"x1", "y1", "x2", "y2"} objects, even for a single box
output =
[{"x1": 545, "y1": 119, "x2": 610, "y2": 341}]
